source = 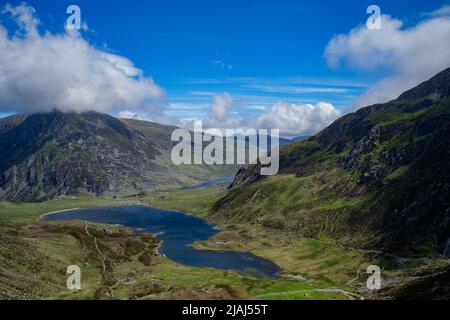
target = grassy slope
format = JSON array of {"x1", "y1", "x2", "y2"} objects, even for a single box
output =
[
  {"x1": 130, "y1": 185, "x2": 371, "y2": 299},
  {"x1": 0, "y1": 197, "x2": 141, "y2": 223},
  {"x1": 205, "y1": 77, "x2": 450, "y2": 299},
  {"x1": 214, "y1": 95, "x2": 450, "y2": 254},
  {"x1": 0, "y1": 185, "x2": 369, "y2": 300},
  {"x1": 123, "y1": 118, "x2": 239, "y2": 188}
]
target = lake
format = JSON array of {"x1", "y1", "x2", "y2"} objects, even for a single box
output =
[{"x1": 42, "y1": 205, "x2": 281, "y2": 278}]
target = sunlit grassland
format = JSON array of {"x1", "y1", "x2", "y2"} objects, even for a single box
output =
[
  {"x1": 141, "y1": 184, "x2": 228, "y2": 217},
  {"x1": 141, "y1": 180, "x2": 370, "y2": 296},
  {"x1": 111, "y1": 256, "x2": 349, "y2": 300},
  {"x1": 0, "y1": 182, "x2": 228, "y2": 223},
  {"x1": 0, "y1": 196, "x2": 141, "y2": 223},
  {"x1": 0, "y1": 180, "x2": 368, "y2": 300}
]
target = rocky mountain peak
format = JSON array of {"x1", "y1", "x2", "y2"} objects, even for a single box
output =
[{"x1": 398, "y1": 67, "x2": 450, "y2": 100}]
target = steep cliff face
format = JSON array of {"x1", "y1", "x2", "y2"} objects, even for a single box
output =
[{"x1": 218, "y1": 68, "x2": 450, "y2": 258}]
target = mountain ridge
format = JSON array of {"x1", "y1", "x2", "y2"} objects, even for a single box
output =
[
  {"x1": 0, "y1": 111, "x2": 236, "y2": 202},
  {"x1": 215, "y1": 67, "x2": 450, "y2": 258}
]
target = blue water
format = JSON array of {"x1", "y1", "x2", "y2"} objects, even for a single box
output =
[
  {"x1": 42, "y1": 205, "x2": 280, "y2": 278},
  {"x1": 182, "y1": 177, "x2": 235, "y2": 190}
]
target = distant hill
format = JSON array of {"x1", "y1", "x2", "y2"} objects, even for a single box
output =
[
  {"x1": 291, "y1": 135, "x2": 310, "y2": 142},
  {"x1": 214, "y1": 67, "x2": 450, "y2": 259},
  {"x1": 0, "y1": 112, "x2": 237, "y2": 202}
]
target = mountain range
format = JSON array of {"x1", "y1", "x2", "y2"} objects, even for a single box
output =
[{"x1": 0, "y1": 112, "x2": 236, "y2": 201}]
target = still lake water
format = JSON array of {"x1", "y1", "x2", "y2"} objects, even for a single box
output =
[{"x1": 42, "y1": 205, "x2": 281, "y2": 278}]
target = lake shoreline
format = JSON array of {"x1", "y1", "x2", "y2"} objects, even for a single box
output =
[
  {"x1": 37, "y1": 207, "x2": 81, "y2": 221},
  {"x1": 41, "y1": 205, "x2": 282, "y2": 278}
]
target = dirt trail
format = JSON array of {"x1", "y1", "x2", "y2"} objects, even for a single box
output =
[{"x1": 84, "y1": 222, "x2": 106, "y2": 272}]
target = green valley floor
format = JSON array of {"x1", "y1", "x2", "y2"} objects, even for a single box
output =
[{"x1": 0, "y1": 182, "x2": 448, "y2": 300}]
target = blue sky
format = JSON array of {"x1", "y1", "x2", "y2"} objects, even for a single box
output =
[{"x1": 1, "y1": 0, "x2": 450, "y2": 136}]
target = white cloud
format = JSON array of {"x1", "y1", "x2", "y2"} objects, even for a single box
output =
[
  {"x1": 426, "y1": 5, "x2": 450, "y2": 18},
  {"x1": 209, "y1": 93, "x2": 232, "y2": 122},
  {"x1": 117, "y1": 110, "x2": 179, "y2": 127},
  {"x1": 0, "y1": 3, "x2": 165, "y2": 114},
  {"x1": 199, "y1": 92, "x2": 340, "y2": 136},
  {"x1": 205, "y1": 92, "x2": 241, "y2": 127},
  {"x1": 3, "y1": 3, "x2": 39, "y2": 38},
  {"x1": 253, "y1": 102, "x2": 341, "y2": 136},
  {"x1": 325, "y1": 10, "x2": 450, "y2": 108},
  {"x1": 101, "y1": 53, "x2": 144, "y2": 77}
]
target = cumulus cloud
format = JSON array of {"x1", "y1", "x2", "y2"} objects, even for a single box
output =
[
  {"x1": 253, "y1": 102, "x2": 341, "y2": 136},
  {"x1": 117, "y1": 110, "x2": 179, "y2": 127},
  {"x1": 0, "y1": 3, "x2": 165, "y2": 114},
  {"x1": 198, "y1": 92, "x2": 340, "y2": 136},
  {"x1": 325, "y1": 9, "x2": 450, "y2": 108},
  {"x1": 205, "y1": 92, "x2": 241, "y2": 127},
  {"x1": 209, "y1": 93, "x2": 233, "y2": 122}
]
